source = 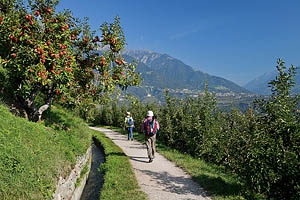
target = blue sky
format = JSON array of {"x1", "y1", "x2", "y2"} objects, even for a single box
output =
[{"x1": 57, "y1": 0, "x2": 300, "y2": 86}]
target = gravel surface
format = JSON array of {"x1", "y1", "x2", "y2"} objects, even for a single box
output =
[{"x1": 90, "y1": 127, "x2": 211, "y2": 200}]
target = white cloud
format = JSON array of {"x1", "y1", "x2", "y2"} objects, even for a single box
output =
[{"x1": 169, "y1": 29, "x2": 200, "y2": 40}]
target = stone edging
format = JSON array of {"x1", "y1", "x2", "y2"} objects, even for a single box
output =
[{"x1": 53, "y1": 147, "x2": 92, "y2": 200}]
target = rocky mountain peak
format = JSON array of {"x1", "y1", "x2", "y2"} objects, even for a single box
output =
[{"x1": 123, "y1": 49, "x2": 164, "y2": 65}]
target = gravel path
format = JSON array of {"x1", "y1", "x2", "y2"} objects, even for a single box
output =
[{"x1": 90, "y1": 127, "x2": 211, "y2": 200}]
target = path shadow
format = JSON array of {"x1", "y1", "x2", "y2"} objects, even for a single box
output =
[
  {"x1": 111, "y1": 138, "x2": 129, "y2": 142},
  {"x1": 138, "y1": 169, "x2": 209, "y2": 197},
  {"x1": 129, "y1": 156, "x2": 149, "y2": 163},
  {"x1": 129, "y1": 145, "x2": 146, "y2": 150},
  {"x1": 193, "y1": 174, "x2": 242, "y2": 197}
]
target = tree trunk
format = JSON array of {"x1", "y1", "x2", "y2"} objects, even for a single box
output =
[
  {"x1": 16, "y1": 87, "x2": 54, "y2": 122},
  {"x1": 16, "y1": 93, "x2": 38, "y2": 122},
  {"x1": 36, "y1": 103, "x2": 51, "y2": 121}
]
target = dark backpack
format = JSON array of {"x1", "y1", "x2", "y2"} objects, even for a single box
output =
[
  {"x1": 127, "y1": 117, "x2": 134, "y2": 126},
  {"x1": 145, "y1": 120, "x2": 157, "y2": 136}
]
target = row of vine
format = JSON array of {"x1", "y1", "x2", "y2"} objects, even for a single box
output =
[{"x1": 82, "y1": 59, "x2": 300, "y2": 200}]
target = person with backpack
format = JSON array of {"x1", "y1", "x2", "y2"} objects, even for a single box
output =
[
  {"x1": 124, "y1": 112, "x2": 134, "y2": 141},
  {"x1": 141, "y1": 110, "x2": 159, "y2": 163}
]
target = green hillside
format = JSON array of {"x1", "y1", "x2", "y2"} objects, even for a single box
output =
[{"x1": 0, "y1": 104, "x2": 91, "y2": 199}]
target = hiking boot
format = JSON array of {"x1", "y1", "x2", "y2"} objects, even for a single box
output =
[{"x1": 149, "y1": 158, "x2": 153, "y2": 163}]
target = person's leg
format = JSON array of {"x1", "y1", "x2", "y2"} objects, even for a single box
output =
[
  {"x1": 127, "y1": 127, "x2": 130, "y2": 140},
  {"x1": 130, "y1": 127, "x2": 133, "y2": 140},
  {"x1": 145, "y1": 135, "x2": 152, "y2": 162},
  {"x1": 152, "y1": 134, "x2": 156, "y2": 159}
]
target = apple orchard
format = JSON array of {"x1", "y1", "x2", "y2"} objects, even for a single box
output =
[{"x1": 0, "y1": 0, "x2": 141, "y2": 122}]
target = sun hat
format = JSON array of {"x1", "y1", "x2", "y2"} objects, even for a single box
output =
[
  {"x1": 147, "y1": 110, "x2": 154, "y2": 117},
  {"x1": 127, "y1": 112, "x2": 131, "y2": 116}
]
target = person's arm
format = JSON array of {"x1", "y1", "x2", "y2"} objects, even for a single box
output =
[
  {"x1": 141, "y1": 119, "x2": 145, "y2": 131},
  {"x1": 156, "y1": 120, "x2": 160, "y2": 131}
]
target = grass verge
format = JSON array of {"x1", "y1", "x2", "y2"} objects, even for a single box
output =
[
  {"x1": 100, "y1": 126, "x2": 253, "y2": 200},
  {"x1": 91, "y1": 129, "x2": 148, "y2": 200},
  {"x1": 0, "y1": 104, "x2": 91, "y2": 200}
]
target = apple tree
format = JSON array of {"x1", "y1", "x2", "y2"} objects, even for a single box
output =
[{"x1": 0, "y1": 0, "x2": 141, "y2": 121}]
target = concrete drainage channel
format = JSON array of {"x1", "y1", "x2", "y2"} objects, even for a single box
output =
[
  {"x1": 80, "y1": 139, "x2": 105, "y2": 200},
  {"x1": 53, "y1": 137, "x2": 106, "y2": 200}
]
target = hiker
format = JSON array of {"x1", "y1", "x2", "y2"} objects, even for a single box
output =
[
  {"x1": 124, "y1": 112, "x2": 134, "y2": 140},
  {"x1": 141, "y1": 111, "x2": 159, "y2": 163}
]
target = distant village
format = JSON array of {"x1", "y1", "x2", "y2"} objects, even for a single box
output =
[{"x1": 142, "y1": 86, "x2": 261, "y2": 98}]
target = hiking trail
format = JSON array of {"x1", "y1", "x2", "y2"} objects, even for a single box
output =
[{"x1": 90, "y1": 127, "x2": 211, "y2": 200}]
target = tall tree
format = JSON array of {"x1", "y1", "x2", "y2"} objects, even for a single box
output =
[
  {"x1": 0, "y1": 0, "x2": 141, "y2": 121},
  {"x1": 250, "y1": 59, "x2": 300, "y2": 199}
]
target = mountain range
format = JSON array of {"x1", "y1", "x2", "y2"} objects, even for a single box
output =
[
  {"x1": 243, "y1": 68, "x2": 300, "y2": 95},
  {"x1": 122, "y1": 49, "x2": 251, "y2": 102}
]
